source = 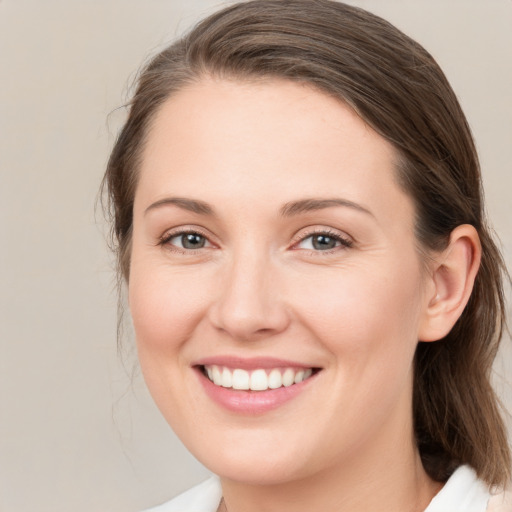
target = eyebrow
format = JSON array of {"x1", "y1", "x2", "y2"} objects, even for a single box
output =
[
  {"x1": 144, "y1": 197, "x2": 215, "y2": 216},
  {"x1": 144, "y1": 196, "x2": 373, "y2": 219},
  {"x1": 280, "y1": 198, "x2": 374, "y2": 218}
]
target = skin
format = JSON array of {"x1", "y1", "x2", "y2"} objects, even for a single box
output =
[{"x1": 129, "y1": 78, "x2": 479, "y2": 512}]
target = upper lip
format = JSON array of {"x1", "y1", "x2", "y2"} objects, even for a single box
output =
[{"x1": 193, "y1": 355, "x2": 319, "y2": 370}]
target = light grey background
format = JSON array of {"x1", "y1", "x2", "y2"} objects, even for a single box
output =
[{"x1": 0, "y1": 1, "x2": 510, "y2": 511}]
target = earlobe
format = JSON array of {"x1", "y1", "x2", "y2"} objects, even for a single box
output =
[{"x1": 418, "y1": 225, "x2": 481, "y2": 342}]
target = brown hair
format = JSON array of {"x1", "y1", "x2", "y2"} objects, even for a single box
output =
[{"x1": 102, "y1": 0, "x2": 511, "y2": 487}]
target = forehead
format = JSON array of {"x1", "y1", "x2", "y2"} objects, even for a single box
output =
[{"x1": 135, "y1": 78, "x2": 413, "y2": 226}]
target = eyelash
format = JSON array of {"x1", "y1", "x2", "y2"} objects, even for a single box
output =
[{"x1": 158, "y1": 227, "x2": 353, "y2": 255}]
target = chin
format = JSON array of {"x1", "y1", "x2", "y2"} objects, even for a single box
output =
[
  {"x1": 187, "y1": 431, "x2": 314, "y2": 485},
  {"x1": 206, "y1": 457, "x2": 304, "y2": 486}
]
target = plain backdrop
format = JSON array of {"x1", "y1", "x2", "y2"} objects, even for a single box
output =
[{"x1": 0, "y1": 1, "x2": 511, "y2": 511}]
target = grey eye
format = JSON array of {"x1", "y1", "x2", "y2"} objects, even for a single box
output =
[
  {"x1": 167, "y1": 232, "x2": 209, "y2": 250},
  {"x1": 180, "y1": 233, "x2": 206, "y2": 249},
  {"x1": 298, "y1": 234, "x2": 341, "y2": 251},
  {"x1": 311, "y1": 234, "x2": 338, "y2": 250}
]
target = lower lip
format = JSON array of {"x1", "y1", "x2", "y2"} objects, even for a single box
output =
[{"x1": 196, "y1": 368, "x2": 317, "y2": 415}]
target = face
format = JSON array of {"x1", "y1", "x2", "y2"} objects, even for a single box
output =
[{"x1": 129, "y1": 78, "x2": 432, "y2": 485}]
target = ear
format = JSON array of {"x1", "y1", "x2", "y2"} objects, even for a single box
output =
[{"x1": 418, "y1": 224, "x2": 481, "y2": 342}]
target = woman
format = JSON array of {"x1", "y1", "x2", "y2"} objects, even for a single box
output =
[{"x1": 102, "y1": 1, "x2": 511, "y2": 510}]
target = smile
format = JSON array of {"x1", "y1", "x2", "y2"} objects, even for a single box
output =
[
  {"x1": 203, "y1": 365, "x2": 314, "y2": 391},
  {"x1": 194, "y1": 357, "x2": 322, "y2": 414}
]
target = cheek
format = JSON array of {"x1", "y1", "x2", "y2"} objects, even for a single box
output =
[
  {"x1": 128, "y1": 258, "x2": 210, "y2": 358},
  {"x1": 294, "y1": 261, "x2": 424, "y2": 437},
  {"x1": 294, "y1": 258, "x2": 424, "y2": 372},
  {"x1": 127, "y1": 260, "x2": 214, "y2": 424}
]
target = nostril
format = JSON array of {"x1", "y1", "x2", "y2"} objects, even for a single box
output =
[
  {"x1": 206, "y1": 267, "x2": 291, "y2": 340},
  {"x1": 208, "y1": 301, "x2": 292, "y2": 342}
]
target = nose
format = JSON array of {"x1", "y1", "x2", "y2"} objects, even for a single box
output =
[{"x1": 207, "y1": 251, "x2": 291, "y2": 342}]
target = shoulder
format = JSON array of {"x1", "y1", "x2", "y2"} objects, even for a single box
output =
[
  {"x1": 142, "y1": 475, "x2": 222, "y2": 512},
  {"x1": 424, "y1": 465, "x2": 504, "y2": 512}
]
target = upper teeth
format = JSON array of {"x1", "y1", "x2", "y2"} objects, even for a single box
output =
[{"x1": 204, "y1": 365, "x2": 313, "y2": 391}]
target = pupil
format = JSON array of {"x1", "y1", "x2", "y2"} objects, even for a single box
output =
[
  {"x1": 182, "y1": 233, "x2": 205, "y2": 249},
  {"x1": 312, "y1": 235, "x2": 336, "y2": 250}
]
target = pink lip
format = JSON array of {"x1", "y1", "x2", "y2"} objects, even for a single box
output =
[
  {"x1": 193, "y1": 355, "x2": 314, "y2": 370},
  {"x1": 193, "y1": 361, "x2": 320, "y2": 415}
]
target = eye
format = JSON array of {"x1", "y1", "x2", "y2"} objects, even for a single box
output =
[
  {"x1": 160, "y1": 229, "x2": 213, "y2": 251},
  {"x1": 295, "y1": 231, "x2": 353, "y2": 252},
  {"x1": 173, "y1": 232, "x2": 207, "y2": 249}
]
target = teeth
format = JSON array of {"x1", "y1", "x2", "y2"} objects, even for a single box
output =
[
  {"x1": 232, "y1": 369, "x2": 250, "y2": 390},
  {"x1": 283, "y1": 368, "x2": 295, "y2": 387},
  {"x1": 250, "y1": 369, "x2": 268, "y2": 391},
  {"x1": 294, "y1": 369, "x2": 305, "y2": 384},
  {"x1": 221, "y1": 367, "x2": 232, "y2": 388},
  {"x1": 204, "y1": 365, "x2": 315, "y2": 391},
  {"x1": 268, "y1": 369, "x2": 282, "y2": 389},
  {"x1": 212, "y1": 366, "x2": 222, "y2": 386}
]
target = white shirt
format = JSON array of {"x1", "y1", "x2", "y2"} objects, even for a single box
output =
[{"x1": 144, "y1": 465, "x2": 509, "y2": 512}]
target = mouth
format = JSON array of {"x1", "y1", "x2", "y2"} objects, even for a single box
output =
[
  {"x1": 193, "y1": 356, "x2": 322, "y2": 413},
  {"x1": 200, "y1": 365, "x2": 319, "y2": 391}
]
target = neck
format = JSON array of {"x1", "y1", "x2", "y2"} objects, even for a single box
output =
[{"x1": 219, "y1": 416, "x2": 441, "y2": 512}]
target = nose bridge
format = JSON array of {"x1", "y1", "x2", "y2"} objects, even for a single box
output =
[{"x1": 210, "y1": 242, "x2": 289, "y2": 340}]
